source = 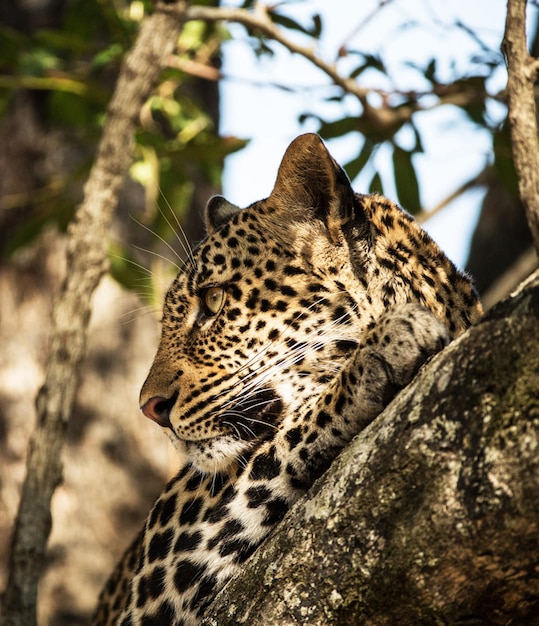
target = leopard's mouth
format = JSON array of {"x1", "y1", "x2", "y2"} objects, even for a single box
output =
[
  {"x1": 179, "y1": 390, "x2": 283, "y2": 473},
  {"x1": 225, "y1": 388, "x2": 284, "y2": 441},
  {"x1": 173, "y1": 388, "x2": 283, "y2": 446}
]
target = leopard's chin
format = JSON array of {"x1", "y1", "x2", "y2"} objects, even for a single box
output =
[
  {"x1": 168, "y1": 388, "x2": 284, "y2": 474},
  {"x1": 183, "y1": 436, "x2": 254, "y2": 475},
  {"x1": 230, "y1": 389, "x2": 284, "y2": 439}
]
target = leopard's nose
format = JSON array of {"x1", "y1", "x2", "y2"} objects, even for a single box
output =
[{"x1": 140, "y1": 394, "x2": 176, "y2": 428}]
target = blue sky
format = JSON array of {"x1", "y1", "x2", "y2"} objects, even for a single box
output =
[{"x1": 218, "y1": 0, "x2": 512, "y2": 268}]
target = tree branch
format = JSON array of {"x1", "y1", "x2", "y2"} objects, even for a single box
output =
[
  {"x1": 503, "y1": 0, "x2": 539, "y2": 252},
  {"x1": 203, "y1": 270, "x2": 539, "y2": 625},
  {"x1": 183, "y1": 3, "x2": 370, "y2": 101},
  {"x1": 0, "y1": 4, "x2": 189, "y2": 625},
  {"x1": 173, "y1": 3, "x2": 495, "y2": 138},
  {"x1": 418, "y1": 166, "x2": 492, "y2": 224}
]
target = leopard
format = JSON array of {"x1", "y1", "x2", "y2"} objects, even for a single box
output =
[{"x1": 92, "y1": 133, "x2": 482, "y2": 626}]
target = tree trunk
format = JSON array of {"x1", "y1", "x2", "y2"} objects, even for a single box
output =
[
  {"x1": 202, "y1": 269, "x2": 539, "y2": 626},
  {"x1": 0, "y1": 5, "x2": 189, "y2": 625}
]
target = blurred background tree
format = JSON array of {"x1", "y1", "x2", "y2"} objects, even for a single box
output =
[{"x1": 0, "y1": 0, "x2": 243, "y2": 308}]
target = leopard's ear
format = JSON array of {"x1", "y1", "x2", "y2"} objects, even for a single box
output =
[
  {"x1": 269, "y1": 133, "x2": 359, "y2": 243},
  {"x1": 205, "y1": 195, "x2": 242, "y2": 234}
]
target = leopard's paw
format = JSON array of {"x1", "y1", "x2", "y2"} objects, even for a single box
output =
[{"x1": 354, "y1": 304, "x2": 450, "y2": 417}]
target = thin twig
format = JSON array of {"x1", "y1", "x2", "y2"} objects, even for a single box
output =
[
  {"x1": 337, "y1": 0, "x2": 396, "y2": 58},
  {"x1": 503, "y1": 0, "x2": 539, "y2": 252},
  {"x1": 168, "y1": 56, "x2": 222, "y2": 81},
  {"x1": 175, "y1": 3, "x2": 501, "y2": 139},
  {"x1": 181, "y1": 3, "x2": 370, "y2": 103},
  {"x1": 418, "y1": 167, "x2": 492, "y2": 224}
]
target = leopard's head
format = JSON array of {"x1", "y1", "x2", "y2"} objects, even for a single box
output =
[
  {"x1": 139, "y1": 133, "x2": 481, "y2": 475},
  {"x1": 139, "y1": 134, "x2": 373, "y2": 473}
]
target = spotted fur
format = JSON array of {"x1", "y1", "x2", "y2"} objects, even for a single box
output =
[{"x1": 92, "y1": 134, "x2": 482, "y2": 626}]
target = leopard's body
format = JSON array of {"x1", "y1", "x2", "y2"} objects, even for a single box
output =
[{"x1": 92, "y1": 134, "x2": 482, "y2": 626}]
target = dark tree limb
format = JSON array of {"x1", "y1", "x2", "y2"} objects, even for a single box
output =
[
  {"x1": 0, "y1": 4, "x2": 189, "y2": 625},
  {"x1": 202, "y1": 270, "x2": 539, "y2": 626},
  {"x1": 503, "y1": 0, "x2": 539, "y2": 252}
]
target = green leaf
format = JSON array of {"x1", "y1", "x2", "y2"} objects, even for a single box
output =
[
  {"x1": 298, "y1": 113, "x2": 312, "y2": 124},
  {"x1": 424, "y1": 58, "x2": 436, "y2": 83},
  {"x1": 369, "y1": 171, "x2": 384, "y2": 195},
  {"x1": 344, "y1": 140, "x2": 373, "y2": 181},
  {"x1": 349, "y1": 53, "x2": 387, "y2": 80},
  {"x1": 326, "y1": 94, "x2": 345, "y2": 103},
  {"x1": 253, "y1": 38, "x2": 275, "y2": 58},
  {"x1": 462, "y1": 102, "x2": 487, "y2": 127},
  {"x1": 349, "y1": 53, "x2": 386, "y2": 78},
  {"x1": 317, "y1": 116, "x2": 358, "y2": 140},
  {"x1": 312, "y1": 14, "x2": 323, "y2": 39},
  {"x1": 392, "y1": 146, "x2": 421, "y2": 214},
  {"x1": 349, "y1": 62, "x2": 370, "y2": 80},
  {"x1": 410, "y1": 122, "x2": 424, "y2": 153},
  {"x1": 453, "y1": 75, "x2": 488, "y2": 127},
  {"x1": 269, "y1": 11, "x2": 318, "y2": 37},
  {"x1": 92, "y1": 43, "x2": 124, "y2": 70},
  {"x1": 19, "y1": 47, "x2": 60, "y2": 76}
]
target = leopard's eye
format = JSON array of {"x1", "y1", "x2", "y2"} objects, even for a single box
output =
[{"x1": 202, "y1": 286, "x2": 225, "y2": 316}]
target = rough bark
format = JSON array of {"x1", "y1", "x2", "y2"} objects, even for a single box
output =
[
  {"x1": 503, "y1": 0, "x2": 539, "y2": 252},
  {"x1": 466, "y1": 8, "x2": 539, "y2": 295},
  {"x1": 0, "y1": 4, "x2": 189, "y2": 625},
  {"x1": 202, "y1": 269, "x2": 539, "y2": 626}
]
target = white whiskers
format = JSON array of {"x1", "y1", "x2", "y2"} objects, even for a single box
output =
[{"x1": 211, "y1": 300, "x2": 361, "y2": 440}]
